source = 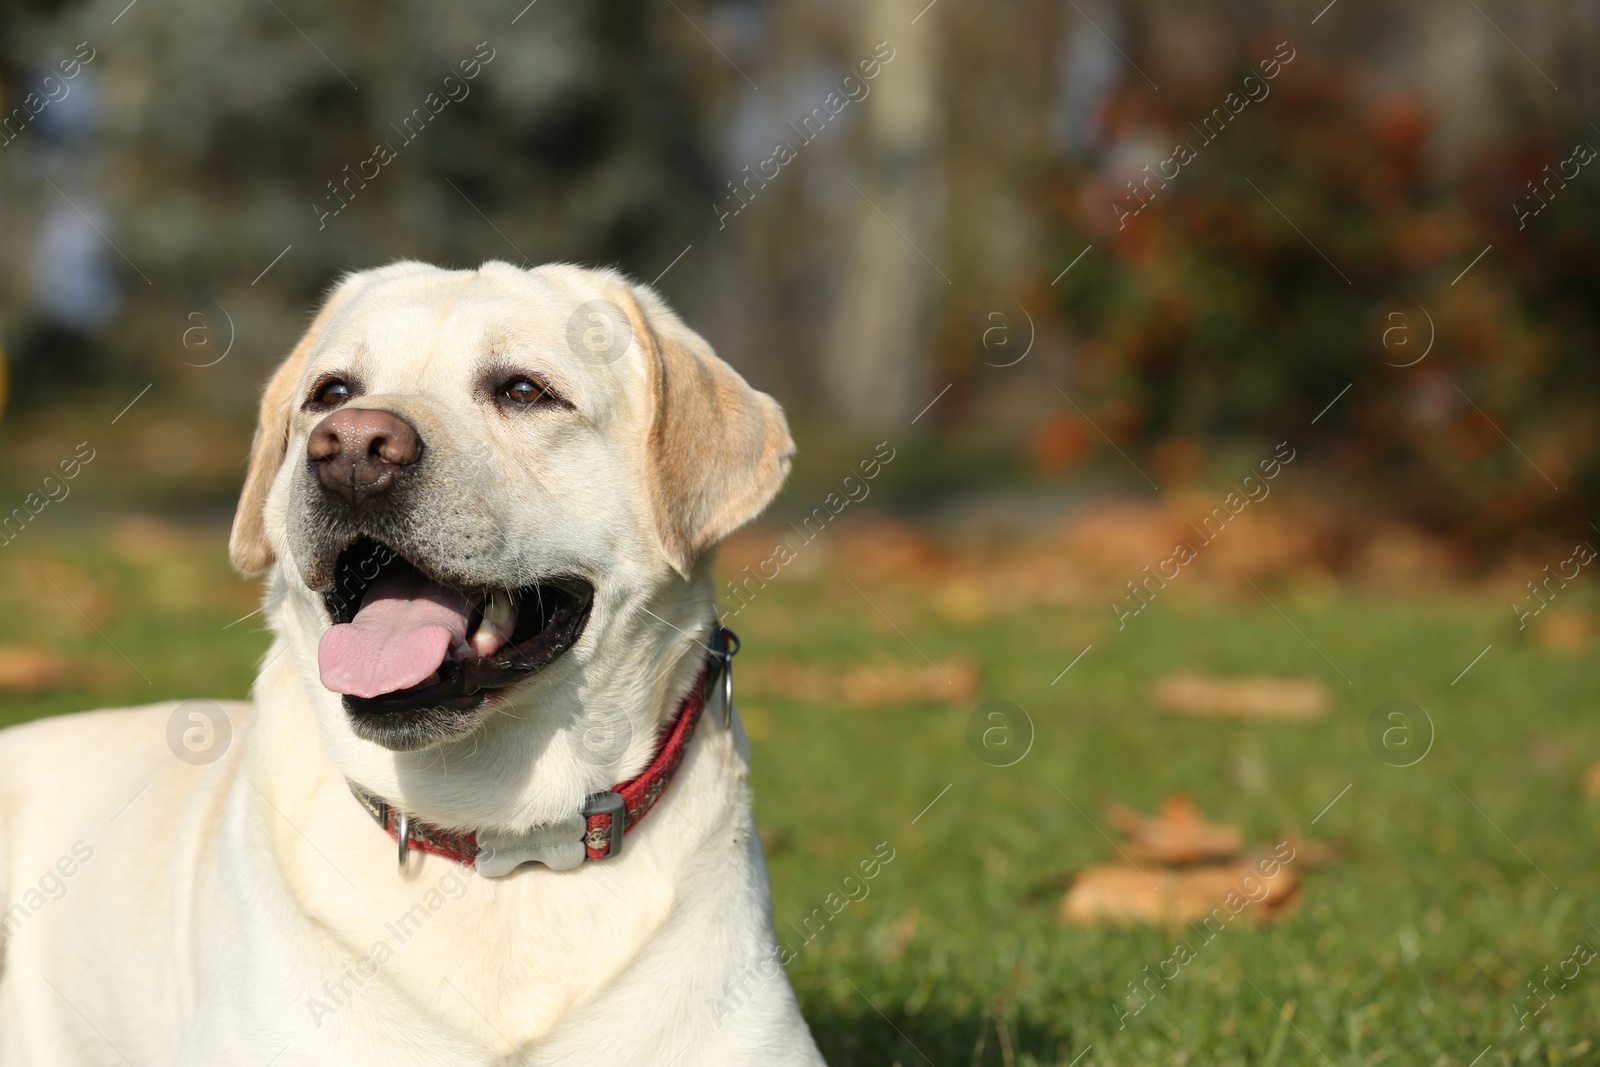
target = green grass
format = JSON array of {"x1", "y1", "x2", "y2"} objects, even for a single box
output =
[
  {"x1": 734, "y1": 575, "x2": 1600, "y2": 1066},
  {"x1": 3, "y1": 517, "x2": 1598, "y2": 1066}
]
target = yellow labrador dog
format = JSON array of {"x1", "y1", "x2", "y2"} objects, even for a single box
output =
[{"x1": 0, "y1": 262, "x2": 826, "y2": 1065}]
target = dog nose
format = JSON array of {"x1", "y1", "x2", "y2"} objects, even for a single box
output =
[{"x1": 307, "y1": 408, "x2": 422, "y2": 505}]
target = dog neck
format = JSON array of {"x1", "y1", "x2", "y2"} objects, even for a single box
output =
[{"x1": 343, "y1": 632, "x2": 730, "y2": 877}]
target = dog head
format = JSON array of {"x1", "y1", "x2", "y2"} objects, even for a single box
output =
[{"x1": 231, "y1": 261, "x2": 791, "y2": 824}]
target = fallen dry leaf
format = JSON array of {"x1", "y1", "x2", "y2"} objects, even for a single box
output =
[
  {"x1": 720, "y1": 490, "x2": 1539, "y2": 617},
  {"x1": 1584, "y1": 763, "x2": 1600, "y2": 799},
  {"x1": 1532, "y1": 612, "x2": 1592, "y2": 652},
  {"x1": 829, "y1": 520, "x2": 949, "y2": 583},
  {"x1": 839, "y1": 660, "x2": 978, "y2": 706},
  {"x1": 1060, "y1": 860, "x2": 1299, "y2": 926},
  {"x1": 1059, "y1": 794, "x2": 1325, "y2": 926},
  {"x1": 105, "y1": 513, "x2": 209, "y2": 566},
  {"x1": 1105, "y1": 794, "x2": 1243, "y2": 865},
  {"x1": 744, "y1": 659, "x2": 979, "y2": 708},
  {"x1": 929, "y1": 579, "x2": 990, "y2": 624},
  {"x1": 1154, "y1": 673, "x2": 1328, "y2": 721},
  {"x1": 0, "y1": 645, "x2": 67, "y2": 693},
  {"x1": 1350, "y1": 523, "x2": 1460, "y2": 588},
  {"x1": 21, "y1": 561, "x2": 116, "y2": 630}
]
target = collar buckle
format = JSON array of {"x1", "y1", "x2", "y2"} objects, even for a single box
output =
[
  {"x1": 709, "y1": 624, "x2": 740, "y2": 728},
  {"x1": 395, "y1": 808, "x2": 412, "y2": 871},
  {"x1": 580, "y1": 790, "x2": 626, "y2": 859},
  {"x1": 375, "y1": 798, "x2": 414, "y2": 872}
]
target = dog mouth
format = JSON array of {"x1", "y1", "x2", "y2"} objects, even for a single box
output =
[{"x1": 316, "y1": 538, "x2": 593, "y2": 724}]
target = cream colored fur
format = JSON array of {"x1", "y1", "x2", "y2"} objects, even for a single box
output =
[{"x1": 0, "y1": 261, "x2": 822, "y2": 1065}]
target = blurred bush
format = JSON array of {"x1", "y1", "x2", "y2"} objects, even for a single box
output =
[{"x1": 1046, "y1": 49, "x2": 1599, "y2": 545}]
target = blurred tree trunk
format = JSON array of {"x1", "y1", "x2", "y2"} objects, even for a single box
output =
[{"x1": 822, "y1": 0, "x2": 942, "y2": 429}]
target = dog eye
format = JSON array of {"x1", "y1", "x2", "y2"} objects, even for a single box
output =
[
  {"x1": 310, "y1": 378, "x2": 352, "y2": 408},
  {"x1": 499, "y1": 376, "x2": 556, "y2": 407}
]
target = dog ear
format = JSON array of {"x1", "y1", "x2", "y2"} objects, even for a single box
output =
[
  {"x1": 620, "y1": 281, "x2": 795, "y2": 580},
  {"x1": 229, "y1": 278, "x2": 364, "y2": 576}
]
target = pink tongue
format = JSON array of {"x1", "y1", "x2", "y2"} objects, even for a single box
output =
[{"x1": 318, "y1": 570, "x2": 472, "y2": 698}]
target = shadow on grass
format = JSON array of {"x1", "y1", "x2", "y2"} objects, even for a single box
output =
[{"x1": 806, "y1": 1004, "x2": 1075, "y2": 1067}]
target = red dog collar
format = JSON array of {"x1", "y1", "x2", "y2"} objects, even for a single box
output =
[{"x1": 349, "y1": 627, "x2": 736, "y2": 872}]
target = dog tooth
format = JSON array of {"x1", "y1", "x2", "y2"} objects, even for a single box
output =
[
  {"x1": 469, "y1": 590, "x2": 515, "y2": 656},
  {"x1": 483, "y1": 589, "x2": 515, "y2": 630},
  {"x1": 470, "y1": 618, "x2": 495, "y2": 653}
]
